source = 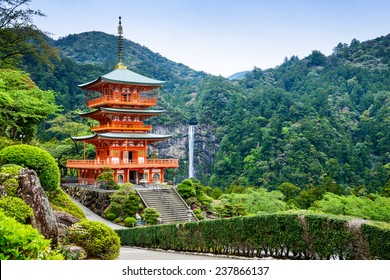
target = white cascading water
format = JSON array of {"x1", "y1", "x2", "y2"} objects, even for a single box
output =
[{"x1": 188, "y1": 125, "x2": 195, "y2": 178}]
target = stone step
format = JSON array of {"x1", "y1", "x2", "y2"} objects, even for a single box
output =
[{"x1": 136, "y1": 188, "x2": 197, "y2": 223}]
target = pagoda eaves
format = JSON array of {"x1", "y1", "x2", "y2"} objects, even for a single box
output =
[{"x1": 78, "y1": 68, "x2": 165, "y2": 90}]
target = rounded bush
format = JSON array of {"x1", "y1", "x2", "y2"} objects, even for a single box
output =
[
  {"x1": 0, "y1": 196, "x2": 34, "y2": 224},
  {"x1": 104, "y1": 201, "x2": 121, "y2": 217},
  {"x1": 177, "y1": 181, "x2": 196, "y2": 198},
  {"x1": 0, "y1": 212, "x2": 63, "y2": 260},
  {"x1": 142, "y1": 208, "x2": 160, "y2": 225},
  {"x1": 124, "y1": 216, "x2": 137, "y2": 227},
  {"x1": 0, "y1": 145, "x2": 60, "y2": 192},
  {"x1": 106, "y1": 213, "x2": 117, "y2": 221},
  {"x1": 67, "y1": 220, "x2": 120, "y2": 260}
]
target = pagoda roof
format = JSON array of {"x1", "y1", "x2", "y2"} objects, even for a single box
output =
[
  {"x1": 78, "y1": 68, "x2": 165, "y2": 89},
  {"x1": 79, "y1": 107, "x2": 165, "y2": 117},
  {"x1": 71, "y1": 132, "x2": 171, "y2": 141}
]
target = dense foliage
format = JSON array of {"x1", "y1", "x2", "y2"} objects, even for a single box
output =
[
  {"x1": 0, "y1": 196, "x2": 34, "y2": 224},
  {"x1": 104, "y1": 183, "x2": 142, "y2": 222},
  {"x1": 0, "y1": 144, "x2": 60, "y2": 192},
  {"x1": 116, "y1": 213, "x2": 390, "y2": 260},
  {"x1": 0, "y1": 69, "x2": 58, "y2": 141},
  {"x1": 0, "y1": 211, "x2": 63, "y2": 260},
  {"x1": 200, "y1": 36, "x2": 390, "y2": 194},
  {"x1": 310, "y1": 193, "x2": 390, "y2": 222},
  {"x1": 46, "y1": 187, "x2": 86, "y2": 219},
  {"x1": 0, "y1": 164, "x2": 22, "y2": 196},
  {"x1": 66, "y1": 220, "x2": 120, "y2": 260}
]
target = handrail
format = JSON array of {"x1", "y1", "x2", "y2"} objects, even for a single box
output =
[
  {"x1": 154, "y1": 187, "x2": 181, "y2": 222},
  {"x1": 66, "y1": 158, "x2": 179, "y2": 168},
  {"x1": 87, "y1": 96, "x2": 157, "y2": 107},
  {"x1": 172, "y1": 187, "x2": 198, "y2": 222},
  {"x1": 135, "y1": 189, "x2": 149, "y2": 208},
  {"x1": 91, "y1": 123, "x2": 152, "y2": 131}
]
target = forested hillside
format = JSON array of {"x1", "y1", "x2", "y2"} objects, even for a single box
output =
[
  {"x1": 198, "y1": 35, "x2": 390, "y2": 194},
  {"x1": 19, "y1": 30, "x2": 390, "y2": 196}
]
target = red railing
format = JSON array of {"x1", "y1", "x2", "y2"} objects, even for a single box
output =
[
  {"x1": 87, "y1": 96, "x2": 157, "y2": 107},
  {"x1": 91, "y1": 123, "x2": 152, "y2": 132},
  {"x1": 66, "y1": 158, "x2": 179, "y2": 169}
]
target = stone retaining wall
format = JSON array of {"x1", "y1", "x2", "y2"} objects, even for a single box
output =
[{"x1": 61, "y1": 184, "x2": 114, "y2": 216}]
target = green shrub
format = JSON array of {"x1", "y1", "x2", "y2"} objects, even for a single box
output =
[
  {"x1": 210, "y1": 187, "x2": 223, "y2": 199},
  {"x1": 124, "y1": 193, "x2": 141, "y2": 218},
  {"x1": 114, "y1": 217, "x2": 122, "y2": 223},
  {"x1": 0, "y1": 164, "x2": 22, "y2": 196},
  {"x1": 0, "y1": 164, "x2": 22, "y2": 177},
  {"x1": 106, "y1": 213, "x2": 117, "y2": 221},
  {"x1": 124, "y1": 217, "x2": 137, "y2": 227},
  {"x1": 104, "y1": 201, "x2": 121, "y2": 218},
  {"x1": 177, "y1": 180, "x2": 196, "y2": 198},
  {"x1": 195, "y1": 213, "x2": 204, "y2": 220},
  {"x1": 142, "y1": 208, "x2": 160, "y2": 225},
  {"x1": 0, "y1": 196, "x2": 34, "y2": 224},
  {"x1": 0, "y1": 212, "x2": 63, "y2": 260},
  {"x1": 0, "y1": 144, "x2": 60, "y2": 192},
  {"x1": 67, "y1": 220, "x2": 120, "y2": 260},
  {"x1": 46, "y1": 188, "x2": 86, "y2": 219}
]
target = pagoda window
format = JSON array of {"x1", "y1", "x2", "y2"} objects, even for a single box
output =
[
  {"x1": 107, "y1": 150, "x2": 110, "y2": 156},
  {"x1": 117, "y1": 174, "x2": 124, "y2": 181}
]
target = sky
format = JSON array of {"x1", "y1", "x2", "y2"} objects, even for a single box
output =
[{"x1": 29, "y1": 0, "x2": 390, "y2": 77}]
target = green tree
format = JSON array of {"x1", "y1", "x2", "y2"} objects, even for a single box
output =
[
  {"x1": 0, "y1": 0, "x2": 58, "y2": 68},
  {"x1": 0, "y1": 69, "x2": 59, "y2": 141},
  {"x1": 278, "y1": 182, "x2": 301, "y2": 202},
  {"x1": 97, "y1": 167, "x2": 117, "y2": 190}
]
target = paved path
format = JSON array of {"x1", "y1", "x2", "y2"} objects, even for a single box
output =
[
  {"x1": 69, "y1": 196, "x2": 229, "y2": 260},
  {"x1": 119, "y1": 247, "x2": 231, "y2": 260}
]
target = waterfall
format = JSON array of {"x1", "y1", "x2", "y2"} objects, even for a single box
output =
[{"x1": 188, "y1": 125, "x2": 195, "y2": 178}]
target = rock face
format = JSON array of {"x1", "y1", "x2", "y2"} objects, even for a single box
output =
[
  {"x1": 61, "y1": 185, "x2": 112, "y2": 216},
  {"x1": 154, "y1": 123, "x2": 219, "y2": 183},
  {"x1": 18, "y1": 169, "x2": 58, "y2": 246}
]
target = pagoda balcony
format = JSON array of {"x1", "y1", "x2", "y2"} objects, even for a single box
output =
[
  {"x1": 66, "y1": 158, "x2": 179, "y2": 169},
  {"x1": 87, "y1": 96, "x2": 157, "y2": 108},
  {"x1": 91, "y1": 123, "x2": 152, "y2": 132}
]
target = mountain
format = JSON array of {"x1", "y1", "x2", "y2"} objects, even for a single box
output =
[
  {"x1": 23, "y1": 31, "x2": 209, "y2": 113},
  {"x1": 227, "y1": 70, "x2": 250, "y2": 80},
  {"x1": 205, "y1": 35, "x2": 390, "y2": 191},
  {"x1": 22, "y1": 32, "x2": 390, "y2": 193}
]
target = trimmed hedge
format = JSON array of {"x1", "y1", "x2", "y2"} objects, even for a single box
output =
[
  {"x1": 361, "y1": 222, "x2": 390, "y2": 259},
  {"x1": 116, "y1": 213, "x2": 390, "y2": 260},
  {"x1": 0, "y1": 145, "x2": 60, "y2": 192}
]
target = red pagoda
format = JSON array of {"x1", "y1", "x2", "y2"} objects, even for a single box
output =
[{"x1": 66, "y1": 17, "x2": 178, "y2": 186}]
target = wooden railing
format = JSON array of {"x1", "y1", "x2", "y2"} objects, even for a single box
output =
[
  {"x1": 66, "y1": 158, "x2": 179, "y2": 169},
  {"x1": 91, "y1": 123, "x2": 152, "y2": 132},
  {"x1": 87, "y1": 96, "x2": 157, "y2": 107}
]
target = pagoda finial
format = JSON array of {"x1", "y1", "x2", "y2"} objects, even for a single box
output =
[{"x1": 115, "y1": 16, "x2": 127, "y2": 70}]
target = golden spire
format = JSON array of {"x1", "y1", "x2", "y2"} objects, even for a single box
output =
[{"x1": 115, "y1": 16, "x2": 127, "y2": 69}]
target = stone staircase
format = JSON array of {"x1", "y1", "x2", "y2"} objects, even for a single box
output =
[{"x1": 136, "y1": 188, "x2": 198, "y2": 224}]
